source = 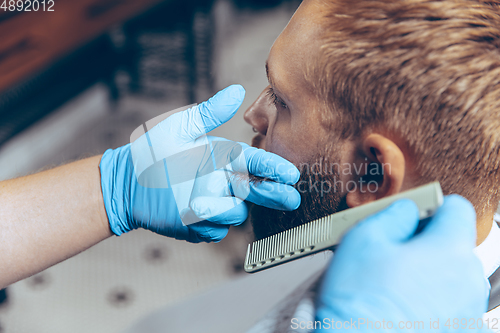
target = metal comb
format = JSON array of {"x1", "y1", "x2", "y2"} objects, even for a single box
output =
[{"x1": 244, "y1": 182, "x2": 443, "y2": 273}]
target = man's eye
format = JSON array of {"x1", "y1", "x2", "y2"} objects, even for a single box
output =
[{"x1": 266, "y1": 87, "x2": 288, "y2": 109}]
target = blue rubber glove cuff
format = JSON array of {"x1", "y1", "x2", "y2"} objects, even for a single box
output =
[
  {"x1": 100, "y1": 144, "x2": 134, "y2": 236},
  {"x1": 99, "y1": 144, "x2": 132, "y2": 236},
  {"x1": 101, "y1": 144, "x2": 188, "y2": 238}
]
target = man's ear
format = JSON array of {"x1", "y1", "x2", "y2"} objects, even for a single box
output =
[{"x1": 346, "y1": 133, "x2": 405, "y2": 208}]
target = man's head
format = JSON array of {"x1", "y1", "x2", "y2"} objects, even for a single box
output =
[{"x1": 245, "y1": 0, "x2": 500, "y2": 243}]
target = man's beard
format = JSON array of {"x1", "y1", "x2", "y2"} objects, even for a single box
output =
[{"x1": 249, "y1": 154, "x2": 349, "y2": 241}]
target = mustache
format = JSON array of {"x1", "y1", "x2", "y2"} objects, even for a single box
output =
[
  {"x1": 251, "y1": 133, "x2": 265, "y2": 149},
  {"x1": 230, "y1": 172, "x2": 267, "y2": 185}
]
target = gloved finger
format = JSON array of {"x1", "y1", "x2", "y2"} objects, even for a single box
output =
[
  {"x1": 184, "y1": 85, "x2": 245, "y2": 141},
  {"x1": 208, "y1": 141, "x2": 300, "y2": 186},
  {"x1": 230, "y1": 177, "x2": 301, "y2": 211},
  {"x1": 346, "y1": 199, "x2": 420, "y2": 244},
  {"x1": 195, "y1": 141, "x2": 301, "y2": 210},
  {"x1": 233, "y1": 144, "x2": 300, "y2": 185},
  {"x1": 190, "y1": 196, "x2": 248, "y2": 226},
  {"x1": 413, "y1": 195, "x2": 477, "y2": 247},
  {"x1": 188, "y1": 221, "x2": 230, "y2": 243},
  {"x1": 206, "y1": 139, "x2": 245, "y2": 176}
]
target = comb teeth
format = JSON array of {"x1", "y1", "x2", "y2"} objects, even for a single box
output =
[
  {"x1": 245, "y1": 215, "x2": 332, "y2": 270},
  {"x1": 244, "y1": 182, "x2": 443, "y2": 273}
]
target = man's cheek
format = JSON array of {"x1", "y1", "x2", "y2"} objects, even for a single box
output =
[
  {"x1": 264, "y1": 133, "x2": 295, "y2": 162},
  {"x1": 266, "y1": 142, "x2": 303, "y2": 167},
  {"x1": 268, "y1": 131, "x2": 319, "y2": 166}
]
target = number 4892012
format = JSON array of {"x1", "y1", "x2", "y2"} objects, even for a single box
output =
[{"x1": 1, "y1": 0, "x2": 54, "y2": 11}]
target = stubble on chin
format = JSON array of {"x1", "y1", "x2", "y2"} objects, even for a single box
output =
[{"x1": 249, "y1": 155, "x2": 349, "y2": 241}]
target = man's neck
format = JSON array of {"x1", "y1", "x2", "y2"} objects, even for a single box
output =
[{"x1": 477, "y1": 216, "x2": 494, "y2": 246}]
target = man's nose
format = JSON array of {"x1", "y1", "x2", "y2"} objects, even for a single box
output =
[{"x1": 243, "y1": 87, "x2": 273, "y2": 135}]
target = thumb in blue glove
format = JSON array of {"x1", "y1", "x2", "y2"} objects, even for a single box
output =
[{"x1": 315, "y1": 195, "x2": 489, "y2": 332}]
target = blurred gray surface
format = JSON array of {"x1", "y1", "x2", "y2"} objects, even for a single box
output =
[{"x1": 123, "y1": 254, "x2": 330, "y2": 333}]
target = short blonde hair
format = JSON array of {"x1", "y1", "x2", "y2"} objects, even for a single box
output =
[{"x1": 311, "y1": 0, "x2": 500, "y2": 217}]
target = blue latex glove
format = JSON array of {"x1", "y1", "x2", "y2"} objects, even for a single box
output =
[
  {"x1": 315, "y1": 195, "x2": 489, "y2": 332},
  {"x1": 100, "y1": 85, "x2": 301, "y2": 243}
]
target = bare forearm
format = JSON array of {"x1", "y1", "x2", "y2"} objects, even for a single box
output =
[{"x1": 0, "y1": 155, "x2": 112, "y2": 287}]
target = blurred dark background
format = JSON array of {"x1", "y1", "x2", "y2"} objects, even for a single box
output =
[{"x1": 0, "y1": 0, "x2": 294, "y2": 147}]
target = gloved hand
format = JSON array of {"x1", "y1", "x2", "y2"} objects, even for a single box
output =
[
  {"x1": 99, "y1": 85, "x2": 301, "y2": 243},
  {"x1": 315, "y1": 195, "x2": 489, "y2": 332}
]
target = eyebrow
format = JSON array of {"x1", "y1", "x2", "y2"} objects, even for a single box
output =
[{"x1": 265, "y1": 61, "x2": 277, "y2": 88}]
